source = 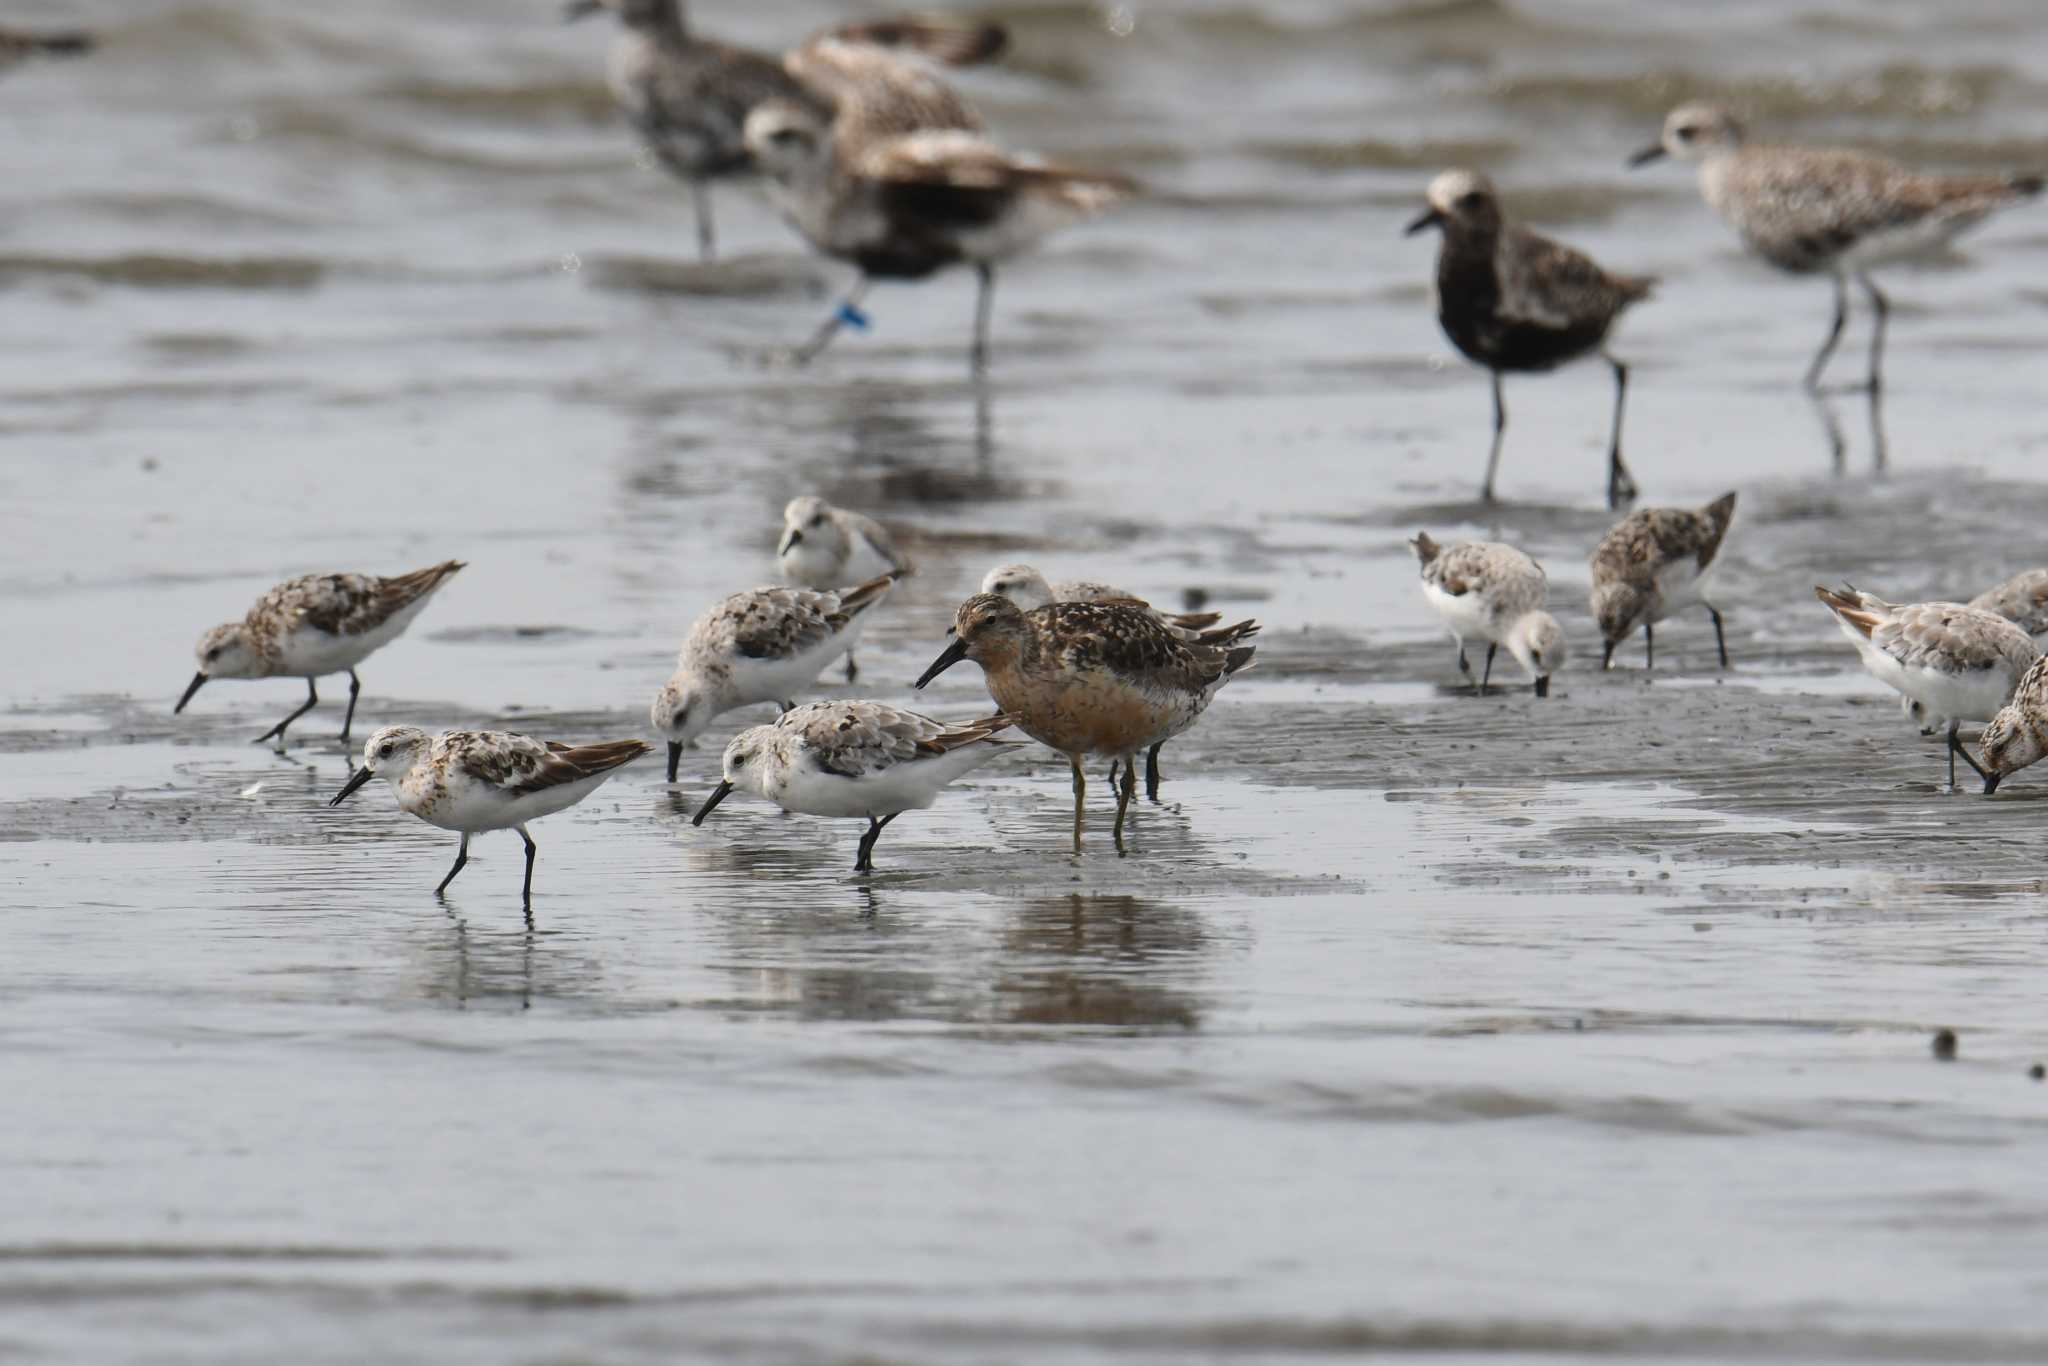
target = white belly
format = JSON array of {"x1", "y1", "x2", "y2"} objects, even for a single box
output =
[{"x1": 1422, "y1": 580, "x2": 1500, "y2": 645}]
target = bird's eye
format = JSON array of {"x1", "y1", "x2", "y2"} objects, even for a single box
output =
[
  {"x1": 770, "y1": 127, "x2": 807, "y2": 147},
  {"x1": 1675, "y1": 125, "x2": 1697, "y2": 142},
  {"x1": 205, "y1": 648, "x2": 220, "y2": 663},
  {"x1": 375, "y1": 744, "x2": 391, "y2": 760},
  {"x1": 809, "y1": 514, "x2": 825, "y2": 527},
  {"x1": 732, "y1": 752, "x2": 747, "y2": 766},
  {"x1": 1456, "y1": 192, "x2": 1484, "y2": 210}
]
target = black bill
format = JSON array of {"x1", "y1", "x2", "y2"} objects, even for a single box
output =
[
  {"x1": 329, "y1": 766, "x2": 374, "y2": 807},
  {"x1": 1403, "y1": 207, "x2": 1443, "y2": 235},
  {"x1": 692, "y1": 780, "x2": 735, "y2": 826},
  {"x1": 1626, "y1": 145, "x2": 1666, "y2": 168},
  {"x1": 174, "y1": 671, "x2": 208, "y2": 713},
  {"x1": 913, "y1": 637, "x2": 969, "y2": 690}
]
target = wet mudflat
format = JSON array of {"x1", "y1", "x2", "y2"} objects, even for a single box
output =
[{"x1": 7, "y1": 1, "x2": 2048, "y2": 1362}]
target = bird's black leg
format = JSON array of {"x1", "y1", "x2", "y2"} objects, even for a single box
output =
[
  {"x1": 844, "y1": 652, "x2": 859, "y2": 683},
  {"x1": 1480, "y1": 643, "x2": 1497, "y2": 695},
  {"x1": 1601, "y1": 640, "x2": 1615, "y2": 671},
  {"x1": 1708, "y1": 606, "x2": 1729, "y2": 669},
  {"x1": 1947, "y1": 722, "x2": 1991, "y2": 790},
  {"x1": 1457, "y1": 644, "x2": 1472, "y2": 678},
  {"x1": 1144, "y1": 743, "x2": 1163, "y2": 802},
  {"x1": 792, "y1": 275, "x2": 871, "y2": 365},
  {"x1": 339, "y1": 669, "x2": 362, "y2": 743},
  {"x1": 854, "y1": 812, "x2": 898, "y2": 873},
  {"x1": 1605, "y1": 354, "x2": 1638, "y2": 509},
  {"x1": 1644, "y1": 623, "x2": 1654, "y2": 672},
  {"x1": 435, "y1": 833, "x2": 471, "y2": 898},
  {"x1": 254, "y1": 678, "x2": 320, "y2": 750},
  {"x1": 1481, "y1": 371, "x2": 1506, "y2": 503},
  {"x1": 690, "y1": 179, "x2": 715, "y2": 262},
  {"x1": 1858, "y1": 273, "x2": 1889, "y2": 396},
  {"x1": 1805, "y1": 274, "x2": 1850, "y2": 393},
  {"x1": 778, "y1": 700, "x2": 797, "y2": 714},
  {"x1": 1069, "y1": 754, "x2": 1086, "y2": 854},
  {"x1": 519, "y1": 827, "x2": 538, "y2": 906},
  {"x1": 970, "y1": 262, "x2": 996, "y2": 374},
  {"x1": 1112, "y1": 756, "x2": 1136, "y2": 857}
]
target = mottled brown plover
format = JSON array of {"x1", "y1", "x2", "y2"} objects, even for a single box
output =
[
  {"x1": 1631, "y1": 103, "x2": 2044, "y2": 393},
  {"x1": 1589, "y1": 493, "x2": 1736, "y2": 671},
  {"x1": 1410, "y1": 533, "x2": 1566, "y2": 697},
  {"x1": 1406, "y1": 169, "x2": 1653, "y2": 509}
]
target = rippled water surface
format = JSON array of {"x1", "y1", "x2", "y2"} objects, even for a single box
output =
[{"x1": 8, "y1": 1, "x2": 2048, "y2": 1361}]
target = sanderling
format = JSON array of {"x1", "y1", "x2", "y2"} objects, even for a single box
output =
[
  {"x1": 914, "y1": 595, "x2": 1255, "y2": 854},
  {"x1": 777, "y1": 495, "x2": 913, "y2": 683},
  {"x1": 1970, "y1": 568, "x2": 2048, "y2": 638},
  {"x1": 1410, "y1": 533, "x2": 1565, "y2": 697},
  {"x1": 1630, "y1": 104, "x2": 2044, "y2": 393},
  {"x1": 175, "y1": 560, "x2": 465, "y2": 751},
  {"x1": 330, "y1": 726, "x2": 649, "y2": 908},
  {"x1": 1977, "y1": 656, "x2": 2048, "y2": 794},
  {"x1": 1590, "y1": 493, "x2": 1736, "y2": 671},
  {"x1": 691, "y1": 701, "x2": 1017, "y2": 870},
  {"x1": 1815, "y1": 585, "x2": 2041, "y2": 790},
  {"x1": 0, "y1": 25, "x2": 92, "y2": 74},
  {"x1": 742, "y1": 86, "x2": 1137, "y2": 371},
  {"x1": 564, "y1": 3, "x2": 1003, "y2": 262},
  {"x1": 1406, "y1": 169, "x2": 1652, "y2": 509},
  {"x1": 978, "y1": 562, "x2": 1259, "y2": 799},
  {"x1": 651, "y1": 572, "x2": 898, "y2": 780}
]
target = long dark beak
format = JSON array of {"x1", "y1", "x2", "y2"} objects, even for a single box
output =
[
  {"x1": 1983, "y1": 771, "x2": 2003, "y2": 795},
  {"x1": 174, "y1": 671, "x2": 208, "y2": 713},
  {"x1": 1627, "y1": 144, "x2": 1666, "y2": 168},
  {"x1": 666, "y1": 740, "x2": 683, "y2": 783},
  {"x1": 1534, "y1": 675, "x2": 1551, "y2": 699},
  {"x1": 913, "y1": 637, "x2": 970, "y2": 690},
  {"x1": 691, "y1": 780, "x2": 734, "y2": 826},
  {"x1": 777, "y1": 529, "x2": 800, "y2": 556},
  {"x1": 1403, "y1": 207, "x2": 1443, "y2": 236},
  {"x1": 562, "y1": 0, "x2": 603, "y2": 20},
  {"x1": 329, "y1": 766, "x2": 374, "y2": 807}
]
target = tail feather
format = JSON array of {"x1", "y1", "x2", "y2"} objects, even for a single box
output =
[
  {"x1": 1223, "y1": 644, "x2": 1257, "y2": 678},
  {"x1": 2010, "y1": 172, "x2": 2046, "y2": 198},
  {"x1": 1411, "y1": 532, "x2": 1441, "y2": 567},
  {"x1": 923, "y1": 711, "x2": 1018, "y2": 753},
  {"x1": 1198, "y1": 619, "x2": 1261, "y2": 648},
  {"x1": 1814, "y1": 584, "x2": 1880, "y2": 639},
  {"x1": 1164, "y1": 609, "x2": 1225, "y2": 633},
  {"x1": 835, "y1": 570, "x2": 901, "y2": 617}
]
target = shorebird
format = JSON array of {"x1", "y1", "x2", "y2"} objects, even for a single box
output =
[
  {"x1": 777, "y1": 495, "x2": 912, "y2": 682},
  {"x1": 330, "y1": 726, "x2": 649, "y2": 908},
  {"x1": 0, "y1": 25, "x2": 92, "y2": 75},
  {"x1": 1815, "y1": 586, "x2": 2041, "y2": 790},
  {"x1": 1970, "y1": 568, "x2": 2048, "y2": 638},
  {"x1": 1410, "y1": 533, "x2": 1566, "y2": 697},
  {"x1": 914, "y1": 595, "x2": 1255, "y2": 854},
  {"x1": 978, "y1": 562, "x2": 1258, "y2": 800},
  {"x1": 1590, "y1": 493, "x2": 1736, "y2": 670},
  {"x1": 564, "y1": 2, "x2": 1004, "y2": 262},
  {"x1": 691, "y1": 701, "x2": 1017, "y2": 870},
  {"x1": 1978, "y1": 657, "x2": 2048, "y2": 794},
  {"x1": 651, "y1": 573, "x2": 897, "y2": 781},
  {"x1": 1630, "y1": 104, "x2": 2044, "y2": 393},
  {"x1": 1406, "y1": 169, "x2": 1652, "y2": 508},
  {"x1": 742, "y1": 84, "x2": 1137, "y2": 371},
  {"x1": 175, "y1": 561, "x2": 464, "y2": 751}
]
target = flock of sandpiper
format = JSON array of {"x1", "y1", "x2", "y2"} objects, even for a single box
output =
[{"x1": 14, "y1": 6, "x2": 2048, "y2": 906}]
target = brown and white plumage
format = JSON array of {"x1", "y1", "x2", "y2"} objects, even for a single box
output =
[
  {"x1": 1589, "y1": 493, "x2": 1735, "y2": 671},
  {"x1": 1969, "y1": 569, "x2": 2048, "y2": 639},
  {"x1": 914, "y1": 594, "x2": 1255, "y2": 854},
  {"x1": 1978, "y1": 656, "x2": 2048, "y2": 793},
  {"x1": 651, "y1": 573, "x2": 898, "y2": 776},
  {"x1": 175, "y1": 560, "x2": 465, "y2": 749},
  {"x1": 1406, "y1": 169, "x2": 1652, "y2": 508},
  {"x1": 330, "y1": 726, "x2": 650, "y2": 909},
  {"x1": 1632, "y1": 103, "x2": 2044, "y2": 391},
  {"x1": 1411, "y1": 533, "x2": 1565, "y2": 696},
  {"x1": 691, "y1": 701, "x2": 1019, "y2": 870},
  {"x1": 1815, "y1": 586, "x2": 2041, "y2": 790}
]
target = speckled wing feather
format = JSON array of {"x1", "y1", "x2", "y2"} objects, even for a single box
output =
[
  {"x1": 1818, "y1": 590, "x2": 2039, "y2": 675},
  {"x1": 1496, "y1": 225, "x2": 1651, "y2": 332},
  {"x1": 857, "y1": 131, "x2": 1138, "y2": 207},
  {"x1": 633, "y1": 39, "x2": 817, "y2": 178},
  {"x1": 785, "y1": 36, "x2": 984, "y2": 151},
  {"x1": 441, "y1": 731, "x2": 647, "y2": 795},
  {"x1": 711, "y1": 575, "x2": 893, "y2": 662},
  {"x1": 1031, "y1": 602, "x2": 1250, "y2": 691},
  {"x1": 789, "y1": 702, "x2": 1014, "y2": 777},
  {"x1": 1970, "y1": 569, "x2": 2048, "y2": 637},
  {"x1": 1719, "y1": 147, "x2": 2035, "y2": 272},
  {"x1": 1593, "y1": 497, "x2": 1733, "y2": 586},
  {"x1": 262, "y1": 560, "x2": 464, "y2": 638}
]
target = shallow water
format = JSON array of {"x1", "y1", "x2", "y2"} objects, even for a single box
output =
[{"x1": 8, "y1": 1, "x2": 2048, "y2": 1361}]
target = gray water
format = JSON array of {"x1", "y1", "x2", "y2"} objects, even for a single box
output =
[{"x1": 8, "y1": 1, "x2": 2048, "y2": 1361}]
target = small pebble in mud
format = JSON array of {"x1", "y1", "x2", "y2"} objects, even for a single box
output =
[
  {"x1": 1931, "y1": 1028, "x2": 1958, "y2": 1061},
  {"x1": 1181, "y1": 587, "x2": 1209, "y2": 611},
  {"x1": 2029, "y1": 1064, "x2": 2043, "y2": 1081}
]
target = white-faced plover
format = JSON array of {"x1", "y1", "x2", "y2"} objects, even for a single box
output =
[
  {"x1": 691, "y1": 701, "x2": 1018, "y2": 870},
  {"x1": 175, "y1": 561, "x2": 465, "y2": 751},
  {"x1": 330, "y1": 726, "x2": 649, "y2": 908},
  {"x1": 1407, "y1": 169, "x2": 1653, "y2": 509},
  {"x1": 743, "y1": 88, "x2": 1136, "y2": 371},
  {"x1": 1977, "y1": 656, "x2": 2048, "y2": 794},
  {"x1": 651, "y1": 573, "x2": 898, "y2": 780},
  {"x1": 977, "y1": 562, "x2": 1258, "y2": 799},
  {"x1": 565, "y1": 2, "x2": 1004, "y2": 261},
  {"x1": 914, "y1": 595, "x2": 1254, "y2": 854},
  {"x1": 1410, "y1": 533, "x2": 1566, "y2": 697},
  {"x1": 776, "y1": 495, "x2": 912, "y2": 683},
  {"x1": 1815, "y1": 586, "x2": 2042, "y2": 790},
  {"x1": 1590, "y1": 493, "x2": 1736, "y2": 671},
  {"x1": 1631, "y1": 103, "x2": 2044, "y2": 392}
]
